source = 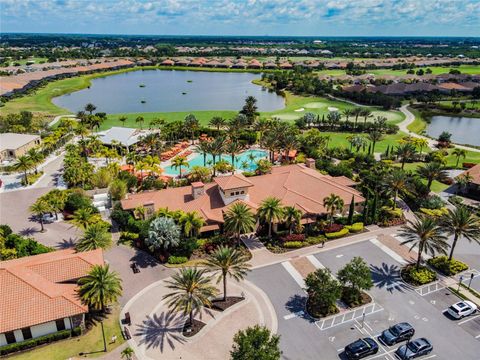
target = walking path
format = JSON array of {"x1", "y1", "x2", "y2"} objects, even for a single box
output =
[{"x1": 48, "y1": 114, "x2": 76, "y2": 127}]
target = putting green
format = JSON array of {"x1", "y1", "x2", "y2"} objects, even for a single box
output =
[
  {"x1": 272, "y1": 113, "x2": 301, "y2": 121},
  {"x1": 304, "y1": 102, "x2": 328, "y2": 109}
]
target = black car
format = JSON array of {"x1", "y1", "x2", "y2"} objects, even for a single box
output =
[
  {"x1": 395, "y1": 338, "x2": 433, "y2": 359},
  {"x1": 380, "y1": 322, "x2": 415, "y2": 345},
  {"x1": 344, "y1": 338, "x2": 379, "y2": 359}
]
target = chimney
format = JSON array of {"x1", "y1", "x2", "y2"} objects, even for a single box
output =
[
  {"x1": 191, "y1": 182, "x2": 205, "y2": 199},
  {"x1": 305, "y1": 158, "x2": 316, "y2": 169},
  {"x1": 144, "y1": 201, "x2": 155, "y2": 219}
]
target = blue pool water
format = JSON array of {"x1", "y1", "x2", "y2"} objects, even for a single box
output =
[{"x1": 164, "y1": 149, "x2": 268, "y2": 175}]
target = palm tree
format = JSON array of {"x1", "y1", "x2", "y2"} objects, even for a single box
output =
[
  {"x1": 395, "y1": 143, "x2": 417, "y2": 169},
  {"x1": 368, "y1": 129, "x2": 383, "y2": 154},
  {"x1": 84, "y1": 103, "x2": 96, "y2": 115},
  {"x1": 30, "y1": 199, "x2": 50, "y2": 232},
  {"x1": 26, "y1": 148, "x2": 44, "y2": 175},
  {"x1": 119, "y1": 116, "x2": 128, "y2": 127},
  {"x1": 14, "y1": 155, "x2": 33, "y2": 184},
  {"x1": 194, "y1": 141, "x2": 211, "y2": 167},
  {"x1": 76, "y1": 223, "x2": 112, "y2": 252},
  {"x1": 417, "y1": 162, "x2": 448, "y2": 191},
  {"x1": 78, "y1": 264, "x2": 122, "y2": 312},
  {"x1": 135, "y1": 116, "x2": 145, "y2": 129},
  {"x1": 257, "y1": 197, "x2": 284, "y2": 238},
  {"x1": 352, "y1": 107, "x2": 363, "y2": 129},
  {"x1": 225, "y1": 140, "x2": 244, "y2": 172},
  {"x1": 342, "y1": 109, "x2": 353, "y2": 122},
  {"x1": 204, "y1": 246, "x2": 251, "y2": 301},
  {"x1": 70, "y1": 207, "x2": 101, "y2": 229},
  {"x1": 223, "y1": 203, "x2": 256, "y2": 242},
  {"x1": 440, "y1": 206, "x2": 480, "y2": 261},
  {"x1": 283, "y1": 206, "x2": 302, "y2": 234},
  {"x1": 187, "y1": 166, "x2": 211, "y2": 183},
  {"x1": 171, "y1": 156, "x2": 189, "y2": 178},
  {"x1": 180, "y1": 211, "x2": 205, "y2": 238},
  {"x1": 400, "y1": 216, "x2": 449, "y2": 270},
  {"x1": 455, "y1": 173, "x2": 473, "y2": 194},
  {"x1": 184, "y1": 114, "x2": 199, "y2": 144},
  {"x1": 323, "y1": 194, "x2": 344, "y2": 225},
  {"x1": 163, "y1": 268, "x2": 218, "y2": 327},
  {"x1": 452, "y1": 148, "x2": 467, "y2": 168},
  {"x1": 360, "y1": 109, "x2": 372, "y2": 125},
  {"x1": 388, "y1": 170, "x2": 410, "y2": 209},
  {"x1": 413, "y1": 138, "x2": 429, "y2": 155},
  {"x1": 121, "y1": 347, "x2": 134, "y2": 360},
  {"x1": 209, "y1": 116, "x2": 226, "y2": 131}
]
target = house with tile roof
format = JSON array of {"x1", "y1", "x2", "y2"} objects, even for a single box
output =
[
  {"x1": 121, "y1": 161, "x2": 365, "y2": 233},
  {"x1": 0, "y1": 249, "x2": 104, "y2": 346}
]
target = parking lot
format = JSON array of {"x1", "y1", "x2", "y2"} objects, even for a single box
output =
[{"x1": 248, "y1": 239, "x2": 480, "y2": 360}]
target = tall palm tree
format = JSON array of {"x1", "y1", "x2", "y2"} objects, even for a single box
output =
[
  {"x1": 70, "y1": 207, "x2": 101, "y2": 229},
  {"x1": 209, "y1": 136, "x2": 225, "y2": 176},
  {"x1": 78, "y1": 264, "x2": 122, "y2": 312},
  {"x1": 417, "y1": 162, "x2": 448, "y2": 191},
  {"x1": 163, "y1": 268, "x2": 218, "y2": 326},
  {"x1": 257, "y1": 197, "x2": 284, "y2": 238},
  {"x1": 323, "y1": 194, "x2": 344, "y2": 225},
  {"x1": 225, "y1": 140, "x2": 244, "y2": 173},
  {"x1": 76, "y1": 223, "x2": 112, "y2": 252},
  {"x1": 368, "y1": 129, "x2": 383, "y2": 154},
  {"x1": 400, "y1": 216, "x2": 449, "y2": 270},
  {"x1": 283, "y1": 206, "x2": 302, "y2": 234},
  {"x1": 180, "y1": 211, "x2": 205, "y2": 238},
  {"x1": 452, "y1": 148, "x2": 467, "y2": 168},
  {"x1": 119, "y1": 116, "x2": 128, "y2": 127},
  {"x1": 352, "y1": 107, "x2": 363, "y2": 129},
  {"x1": 342, "y1": 109, "x2": 353, "y2": 122},
  {"x1": 184, "y1": 114, "x2": 200, "y2": 144},
  {"x1": 30, "y1": 199, "x2": 50, "y2": 232},
  {"x1": 171, "y1": 156, "x2": 190, "y2": 178},
  {"x1": 204, "y1": 246, "x2": 251, "y2": 301},
  {"x1": 187, "y1": 166, "x2": 211, "y2": 183},
  {"x1": 413, "y1": 138, "x2": 429, "y2": 155},
  {"x1": 223, "y1": 203, "x2": 256, "y2": 241},
  {"x1": 440, "y1": 206, "x2": 480, "y2": 261},
  {"x1": 26, "y1": 148, "x2": 44, "y2": 175},
  {"x1": 14, "y1": 155, "x2": 33, "y2": 184},
  {"x1": 209, "y1": 116, "x2": 226, "y2": 131},
  {"x1": 388, "y1": 170, "x2": 410, "y2": 209},
  {"x1": 84, "y1": 103, "x2": 96, "y2": 115},
  {"x1": 135, "y1": 116, "x2": 145, "y2": 130},
  {"x1": 360, "y1": 109, "x2": 372, "y2": 125},
  {"x1": 194, "y1": 141, "x2": 211, "y2": 167},
  {"x1": 395, "y1": 143, "x2": 417, "y2": 169}
]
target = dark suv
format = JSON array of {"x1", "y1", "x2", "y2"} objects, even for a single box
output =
[
  {"x1": 380, "y1": 322, "x2": 415, "y2": 346},
  {"x1": 344, "y1": 338, "x2": 379, "y2": 359}
]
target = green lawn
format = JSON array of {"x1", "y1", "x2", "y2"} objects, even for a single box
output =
[
  {"x1": 314, "y1": 65, "x2": 480, "y2": 77},
  {"x1": 9, "y1": 306, "x2": 124, "y2": 360},
  {"x1": 407, "y1": 107, "x2": 428, "y2": 134},
  {"x1": 1, "y1": 57, "x2": 48, "y2": 67},
  {"x1": 325, "y1": 130, "x2": 406, "y2": 153},
  {"x1": 436, "y1": 100, "x2": 480, "y2": 110}
]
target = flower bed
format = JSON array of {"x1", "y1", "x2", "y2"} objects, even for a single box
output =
[
  {"x1": 183, "y1": 319, "x2": 206, "y2": 337},
  {"x1": 427, "y1": 256, "x2": 468, "y2": 276},
  {"x1": 345, "y1": 222, "x2": 364, "y2": 233},
  {"x1": 341, "y1": 288, "x2": 372, "y2": 308},
  {"x1": 211, "y1": 296, "x2": 244, "y2": 312},
  {"x1": 306, "y1": 296, "x2": 339, "y2": 319},
  {"x1": 325, "y1": 228, "x2": 350, "y2": 239},
  {"x1": 401, "y1": 265, "x2": 437, "y2": 286}
]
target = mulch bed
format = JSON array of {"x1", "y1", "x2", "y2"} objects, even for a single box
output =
[
  {"x1": 182, "y1": 319, "x2": 206, "y2": 337},
  {"x1": 211, "y1": 296, "x2": 244, "y2": 312},
  {"x1": 342, "y1": 291, "x2": 372, "y2": 309},
  {"x1": 305, "y1": 297, "x2": 339, "y2": 319}
]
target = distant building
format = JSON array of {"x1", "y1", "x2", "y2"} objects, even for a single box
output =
[
  {"x1": 98, "y1": 127, "x2": 144, "y2": 148},
  {"x1": 0, "y1": 133, "x2": 41, "y2": 162},
  {"x1": 0, "y1": 249, "x2": 104, "y2": 346}
]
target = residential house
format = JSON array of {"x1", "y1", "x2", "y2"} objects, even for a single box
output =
[{"x1": 0, "y1": 133, "x2": 41, "y2": 162}]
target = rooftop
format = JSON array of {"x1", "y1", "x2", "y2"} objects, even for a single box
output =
[
  {"x1": 98, "y1": 126, "x2": 143, "y2": 146},
  {"x1": 0, "y1": 133, "x2": 40, "y2": 152}
]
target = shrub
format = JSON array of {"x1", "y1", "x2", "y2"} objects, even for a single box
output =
[
  {"x1": 0, "y1": 327, "x2": 81, "y2": 356},
  {"x1": 381, "y1": 207, "x2": 403, "y2": 219},
  {"x1": 118, "y1": 231, "x2": 139, "y2": 245},
  {"x1": 419, "y1": 207, "x2": 448, "y2": 217},
  {"x1": 283, "y1": 241, "x2": 304, "y2": 249},
  {"x1": 167, "y1": 256, "x2": 189, "y2": 264},
  {"x1": 325, "y1": 228, "x2": 349, "y2": 239},
  {"x1": 345, "y1": 222, "x2": 364, "y2": 233},
  {"x1": 418, "y1": 195, "x2": 445, "y2": 210},
  {"x1": 322, "y1": 223, "x2": 343, "y2": 233},
  {"x1": 306, "y1": 236, "x2": 326, "y2": 245},
  {"x1": 428, "y1": 256, "x2": 468, "y2": 276},
  {"x1": 64, "y1": 191, "x2": 95, "y2": 213},
  {"x1": 280, "y1": 234, "x2": 305, "y2": 243},
  {"x1": 402, "y1": 265, "x2": 436, "y2": 286}
]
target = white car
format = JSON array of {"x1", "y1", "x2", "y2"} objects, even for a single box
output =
[{"x1": 447, "y1": 301, "x2": 477, "y2": 319}]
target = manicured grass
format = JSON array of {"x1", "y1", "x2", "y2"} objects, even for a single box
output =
[
  {"x1": 325, "y1": 130, "x2": 406, "y2": 153},
  {"x1": 407, "y1": 107, "x2": 428, "y2": 134},
  {"x1": 436, "y1": 100, "x2": 480, "y2": 110},
  {"x1": 1, "y1": 57, "x2": 48, "y2": 66},
  {"x1": 9, "y1": 306, "x2": 124, "y2": 360},
  {"x1": 314, "y1": 65, "x2": 480, "y2": 77},
  {"x1": 445, "y1": 148, "x2": 480, "y2": 168}
]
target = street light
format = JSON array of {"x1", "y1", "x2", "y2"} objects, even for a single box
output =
[{"x1": 467, "y1": 273, "x2": 474, "y2": 289}]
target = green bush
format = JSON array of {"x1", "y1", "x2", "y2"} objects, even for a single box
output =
[
  {"x1": 283, "y1": 241, "x2": 304, "y2": 249},
  {"x1": 167, "y1": 256, "x2": 189, "y2": 264},
  {"x1": 403, "y1": 265, "x2": 437, "y2": 286},
  {"x1": 306, "y1": 236, "x2": 326, "y2": 245},
  {"x1": 325, "y1": 228, "x2": 350, "y2": 239},
  {"x1": 345, "y1": 222, "x2": 364, "y2": 233},
  {"x1": 428, "y1": 256, "x2": 468, "y2": 276},
  {"x1": 0, "y1": 327, "x2": 81, "y2": 356},
  {"x1": 419, "y1": 207, "x2": 448, "y2": 217}
]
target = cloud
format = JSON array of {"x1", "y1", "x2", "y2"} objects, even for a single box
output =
[{"x1": 0, "y1": 0, "x2": 479, "y2": 36}]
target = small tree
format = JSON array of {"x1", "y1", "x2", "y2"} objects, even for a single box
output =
[
  {"x1": 121, "y1": 347, "x2": 134, "y2": 359},
  {"x1": 304, "y1": 268, "x2": 342, "y2": 317},
  {"x1": 76, "y1": 223, "x2": 112, "y2": 252},
  {"x1": 337, "y1": 257, "x2": 373, "y2": 305},
  {"x1": 146, "y1": 217, "x2": 181, "y2": 253},
  {"x1": 30, "y1": 199, "x2": 50, "y2": 232},
  {"x1": 231, "y1": 325, "x2": 281, "y2": 360}
]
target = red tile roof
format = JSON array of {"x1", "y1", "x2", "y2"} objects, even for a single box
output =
[{"x1": 0, "y1": 249, "x2": 104, "y2": 333}]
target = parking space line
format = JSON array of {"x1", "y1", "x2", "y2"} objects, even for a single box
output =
[
  {"x1": 353, "y1": 319, "x2": 395, "y2": 360},
  {"x1": 281, "y1": 261, "x2": 306, "y2": 290},
  {"x1": 415, "y1": 281, "x2": 445, "y2": 296},
  {"x1": 283, "y1": 311, "x2": 304, "y2": 320},
  {"x1": 316, "y1": 302, "x2": 384, "y2": 331},
  {"x1": 475, "y1": 334, "x2": 480, "y2": 339},
  {"x1": 458, "y1": 314, "x2": 480, "y2": 325},
  {"x1": 369, "y1": 238, "x2": 408, "y2": 265}
]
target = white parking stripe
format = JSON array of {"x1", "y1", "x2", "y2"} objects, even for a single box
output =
[
  {"x1": 458, "y1": 314, "x2": 480, "y2": 325},
  {"x1": 281, "y1": 261, "x2": 306, "y2": 290},
  {"x1": 283, "y1": 311, "x2": 304, "y2": 320},
  {"x1": 306, "y1": 255, "x2": 325, "y2": 269},
  {"x1": 370, "y1": 238, "x2": 408, "y2": 265}
]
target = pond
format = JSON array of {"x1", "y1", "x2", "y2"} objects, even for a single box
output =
[
  {"x1": 52, "y1": 70, "x2": 285, "y2": 114},
  {"x1": 426, "y1": 115, "x2": 480, "y2": 146}
]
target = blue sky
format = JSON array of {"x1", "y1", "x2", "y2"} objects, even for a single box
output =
[{"x1": 1, "y1": 0, "x2": 479, "y2": 37}]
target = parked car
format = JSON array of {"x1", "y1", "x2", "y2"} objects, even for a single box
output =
[
  {"x1": 380, "y1": 322, "x2": 415, "y2": 346},
  {"x1": 344, "y1": 338, "x2": 379, "y2": 359},
  {"x1": 395, "y1": 338, "x2": 433, "y2": 359},
  {"x1": 446, "y1": 301, "x2": 477, "y2": 319}
]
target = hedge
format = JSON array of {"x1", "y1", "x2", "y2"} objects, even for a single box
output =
[
  {"x1": 283, "y1": 241, "x2": 304, "y2": 249},
  {"x1": 167, "y1": 256, "x2": 189, "y2": 264},
  {"x1": 325, "y1": 228, "x2": 350, "y2": 239},
  {"x1": 419, "y1": 207, "x2": 448, "y2": 217},
  {"x1": 402, "y1": 265, "x2": 437, "y2": 286},
  {"x1": 345, "y1": 222, "x2": 364, "y2": 233},
  {"x1": 428, "y1": 256, "x2": 468, "y2": 276},
  {"x1": 280, "y1": 234, "x2": 305, "y2": 243},
  {"x1": 0, "y1": 327, "x2": 81, "y2": 356}
]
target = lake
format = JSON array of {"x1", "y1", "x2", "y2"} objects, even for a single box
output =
[
  {"x1": 52, "y1": 70, "x2": 285, "y2": 114},
  {"x1": 426, "y1": 115, "x2": 480, "y2": 146}
]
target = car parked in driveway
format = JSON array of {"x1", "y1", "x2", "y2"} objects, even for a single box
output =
[
  {"x1": 395, "y1": 338, "x2": 433, "y2": 360},
  {"x1": 380, "y1": 322, "x2": 415, "y2": 346},
  {"x1": 446, "y1": 300, "x2": 477, "y2": 319},
  {"x1": 344, "y1": 338, "x2": 379, "y2": 359}
]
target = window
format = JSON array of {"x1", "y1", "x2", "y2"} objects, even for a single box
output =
[
  {"x1": 21, "y1": 327, "x2": 32, "y2": 340},
  {"x1": 235, "y1": 191, "x2": 239, "y2": 195},
  {"x1": 241, "y1": 191, "x2": 245, "y2": 194},
  {"x1": 5, "y1": 331, "x2": 16, "y2": 344},
  {"x1": 55, "y1": 319, "x2": 66, "y2": 331}
]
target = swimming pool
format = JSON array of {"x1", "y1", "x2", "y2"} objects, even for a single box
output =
[{"x1": 163, "y1": 149, "x2": 268, "y2": 176}]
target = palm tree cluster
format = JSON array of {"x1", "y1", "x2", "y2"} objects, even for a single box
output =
[{"x1": 14, "y1": 148, "x2": 44, "y2": 185}]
